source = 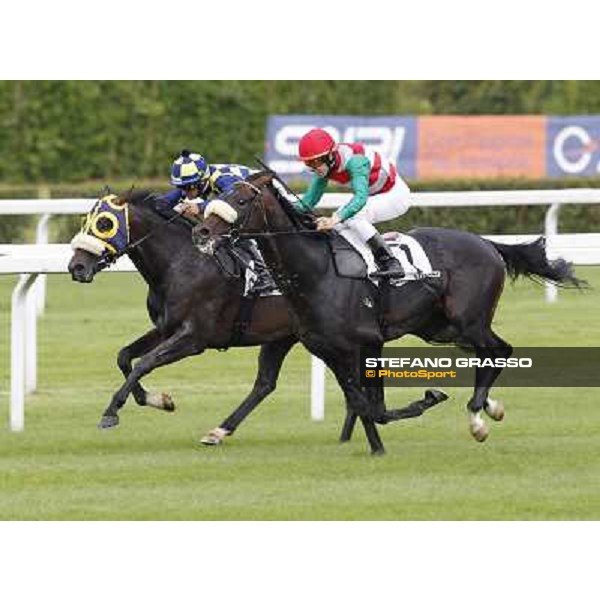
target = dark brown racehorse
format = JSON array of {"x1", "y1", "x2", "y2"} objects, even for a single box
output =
[{"x1": 195, "y1": 171, "x2": 584, "y2": 454}]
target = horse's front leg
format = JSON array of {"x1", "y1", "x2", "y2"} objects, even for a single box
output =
[
  {"x1": 99, "y1": 322, "x2": 201, "y2": 429},
  {"x1": 319, "y1": 349, "x2": 385, "y2": 455},
  {"x1": 116, "y1": 328, "x2": 164, "y2": 407},
  {"x1": 339, "y1": 411, "x2": 358, "y2": 442},
  {"x1": 200, "y1": 336, "x2": 297, "y2": 446},
  {"x1": 340, "y1": 342, "x2": 384, "y2": 443}
]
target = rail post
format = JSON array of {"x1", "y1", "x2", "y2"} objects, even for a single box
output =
[
  {"x1": 310, "y1": 356, "x2": 326, "y2": 421},
  {"x1": 11, "y1": 273, "x2": 38, "y2": 431},
  {"x1": 35, "y1": 185, "x2": 51, "y2": 316},
  {"x1": 544, "y1": 203, "x2": 561, "y2": 302}
]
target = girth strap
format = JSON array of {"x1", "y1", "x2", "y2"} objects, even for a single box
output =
[{"x1": 228, "y1": 294, "x2": 257, "y2": 348}]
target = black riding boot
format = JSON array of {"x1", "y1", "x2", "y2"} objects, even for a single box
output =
[
  {"x1": 238, "y1": 240, "x2": 274, "y2": 294},
  {"x1": 367, "y1": 233, "x2": 405, "y2": 278}
]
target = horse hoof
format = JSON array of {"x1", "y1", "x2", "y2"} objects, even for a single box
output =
[
  {"x1": 425, "y1": 389, "x2": 449, "y2": 404},
  {"x1": 98, "y1": 415, "x2": 119, "y2": 429},
  {"x1": 469, "y1": 412, "x2": 489, "y2": 442},
  {"x1": 371, "y1": 448, "x2": 386, "y2": 457},
  {"x1": 146, "y1": 392, "x2": 176, "y2": 412},
  {"x1": 161, "y1": 394, "x2": 176, "y2": 412},
  {"x1": 485, "y1": 398, "x2": 505, "y2": 421},
  {"x1": 199, "y1": 427, "x2": 230, "y2": 446}
]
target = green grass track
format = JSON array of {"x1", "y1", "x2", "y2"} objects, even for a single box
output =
[{"x1": 0, "y1": 267, "x2": 599, "y2": 519}]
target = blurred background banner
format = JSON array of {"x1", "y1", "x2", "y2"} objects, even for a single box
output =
[
  {"x1": 266, "y1": 114, "x2": 600, "y2": 180},
  {"x1": 265, "y1": 115, "x2": 418, "y2": 179},
  {"x1": 547, "y1": 116, "x2": 600, "y2": 177},
  {"x1": 416, "y1": 115, "x2": 546, "y2": 178}
]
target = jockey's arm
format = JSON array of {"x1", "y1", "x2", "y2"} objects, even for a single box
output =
[
  {"x1": 296, "y1": 174, "x2": 328, "y2": 212},
  {"x1": 335, "y1": 155, "x2": 370, "y2": 222}
]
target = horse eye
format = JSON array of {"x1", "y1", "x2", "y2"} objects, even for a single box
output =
[
  {"x1": 95, "y1": 216, "x2": 113, "y2": 232},
  {"x1": 238, "y1": 198, "x2": 247, "y2": 206}
]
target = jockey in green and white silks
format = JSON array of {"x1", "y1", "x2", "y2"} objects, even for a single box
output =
[{"x1": 296, "y1": 128, "x2": 410, "y2": 278}]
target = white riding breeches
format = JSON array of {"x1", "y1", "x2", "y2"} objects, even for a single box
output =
[{"x1": 335, "y1": 175, "x2": 411, "y2": 242}]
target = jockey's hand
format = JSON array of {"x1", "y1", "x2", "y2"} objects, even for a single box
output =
[
  {"x1": 180, "y1": 202, "x2": 200, "y2": 218},
  {"x1": 316, "y1": 215, "x2": 341, "y2": 231}
]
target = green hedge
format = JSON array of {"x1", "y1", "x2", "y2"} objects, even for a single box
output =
[
  {"x1": 3, "y1": 80, "x2": 600, "y2": 186},
  {"x1": 0, "y1": 81, "x2": 409, "y2": 184},
  {"x1": 3, "y1": 80, "x2": 600, "y2": 242}
]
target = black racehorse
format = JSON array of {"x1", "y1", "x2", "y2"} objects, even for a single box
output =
[
  {"x1": 68, "y1": 189, "x2": 441, "y2": 447},
  {"x1": 195, "y1": 171, "x2": 585, "y2": 454}
]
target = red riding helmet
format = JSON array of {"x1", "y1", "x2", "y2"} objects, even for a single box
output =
[{"x1": 298, "y1": 128, "x2": 336, "y2": 161}]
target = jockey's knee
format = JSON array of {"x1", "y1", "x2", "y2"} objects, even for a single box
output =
[{"x1": 339, "y1": 216, "x2": 377, "y2": 243}]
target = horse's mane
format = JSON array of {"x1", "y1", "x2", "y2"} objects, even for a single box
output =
[
  {"x1": 117, "y1": 188, "x2": 193, "y2": 233},
  {"x1": 246, "y1": 171, "x2": 317, "y2": 231},
  {"x1": 121, "y1": 188, "x2": 160, "y2": 207}
]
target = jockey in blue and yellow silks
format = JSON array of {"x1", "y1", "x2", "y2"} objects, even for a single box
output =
[
  {"x1": 155, "y1": 149, "x2": 274, "y2": 295},
  {"x1": 155, "y1": 149, "x2": 254, "y2": 219}
]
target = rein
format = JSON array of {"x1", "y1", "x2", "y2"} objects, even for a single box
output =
[
  {"x1": 228, "y1": 230, "x2": 323, "y2": 239},
  {"x1": 224, "y1": 180, "x2": 322, "y2": 242},
  {"x1": 219, "y1": 179, "x2": 327, "y2": 294}
]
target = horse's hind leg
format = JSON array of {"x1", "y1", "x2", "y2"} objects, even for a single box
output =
[
  {"x1": 116, "y1": 328, "x2": 164, "y2": 407},
  {"x1": 441, "y1": 258, "x2": 511, "y2": 441},
  {"x1": 99, "y1": 323, "x2": 200, "y2": 429},
  {"x1": 339, "y1": 341, "x2": 450, "y2": 442},
  {"x1": 200, "y1": 336, "x2": 297, "y2": 446},
  {"x1": 466, "y1": 330, "x2": 512, "y2": 441}
]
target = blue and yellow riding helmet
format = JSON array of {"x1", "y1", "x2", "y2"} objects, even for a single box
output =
[{"x1": 170, "y1": 149, "x2": 210, "y2": 193}]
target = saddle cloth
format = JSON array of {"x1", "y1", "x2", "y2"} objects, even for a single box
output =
[{"x1": 337, "y1": 229, "x2": 437, "y2": 282}]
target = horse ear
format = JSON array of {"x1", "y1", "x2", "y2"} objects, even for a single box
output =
[{"x1": 254, "y1": 172, "x2": 274, "y2": 188}]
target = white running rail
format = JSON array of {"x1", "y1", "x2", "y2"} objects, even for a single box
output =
[{"x1": 2, "y1": 189, "x2": 600, "y2": 427}]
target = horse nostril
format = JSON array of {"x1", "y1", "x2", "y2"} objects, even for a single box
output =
[
  {"x1": 198, "y1": 227, "x2": 210, "y2": 239},
  {"x1": 70, "y1": 263, "x2": 92, "y2": 282}
]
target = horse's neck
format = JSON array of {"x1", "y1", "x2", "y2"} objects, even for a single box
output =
[
  {"x1": 258, "y1": 228, "x2": 331, "y2": 298},
  {"x1": 128, "y1": 207, "x2": 189, "y2": 286}
]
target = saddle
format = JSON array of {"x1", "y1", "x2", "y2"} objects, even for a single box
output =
[
  {"x1": 329, "y1": 230, "x2": 440, "y2": 284},
  {"x1": 328, "y1": 234, "x2": 369, "y2": 279}
]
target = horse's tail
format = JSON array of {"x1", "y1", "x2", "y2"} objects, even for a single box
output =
[{"x1": 488, "y1": 236, "x2": 587, "y2": 288}]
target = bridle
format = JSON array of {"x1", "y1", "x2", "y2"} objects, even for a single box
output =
[
  {"x1": 213, "y1": 179, "x2": 321, "y2": 245},
  {"x1": 94, "y1": 201, "x2": 186, "y2": 272}
]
